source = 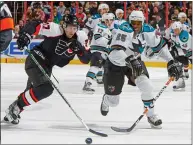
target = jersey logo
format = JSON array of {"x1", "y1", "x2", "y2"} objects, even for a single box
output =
[
  {"x1": 67, "y1": 48, "x2": 73, "y2": 53},
  {"x1": 108, "y1": 85, "x2": 115, "y2": 93},
  {"x1": 55, "y1": 39, "x2": 74, "y2": 57},
  {"x1": 182, "y1": 43, "x2": 187, "y2": 48}
]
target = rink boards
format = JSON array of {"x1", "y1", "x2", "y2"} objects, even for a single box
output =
[{"x1": 1, "y1": 39, "x2": 192, "y2": 69}]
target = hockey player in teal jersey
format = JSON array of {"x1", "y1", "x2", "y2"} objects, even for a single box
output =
[
  {"x1": 100, "y1": 11, "x2": 181, "y2": 129},
  {"x1": 82, "y1": 13, "x2": 115, "y2": 94}
]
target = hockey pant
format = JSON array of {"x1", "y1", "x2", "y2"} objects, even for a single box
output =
[
  {"x1": 17, "y1": 53, "x2": 54, "y2": 109},
  {"x1": 85, "y1": 52, "x2": 105, "y2": 82},
  {"x1": 103, "y1": 59, "x2": 155, "y2": 116}
]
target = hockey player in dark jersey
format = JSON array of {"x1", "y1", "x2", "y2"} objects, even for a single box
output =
[
  {"x1": 0, "y1": 2, "x2": 14, "y2": 52},
  {"x1": 3, "y1": 14, "x2": 91, "y2": 124}
]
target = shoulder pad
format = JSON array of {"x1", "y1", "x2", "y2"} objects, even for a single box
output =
[
  {"x1": 142, "y1": 23, "x2": 155, "y2": 32},
  {"x1": 97, "y1": 23, "x2": 107, "y2": 28},
  {"x1": 179, "y1": 30, "x2": 189, "y2": 42},
  {"x1": 119, "y1": 22, "x2": 133, "y2": 33},
  {"x1": 91, "y1": 14, "x2": 101, "y2": 20}
]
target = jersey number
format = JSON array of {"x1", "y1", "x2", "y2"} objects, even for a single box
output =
[{"x1": 116, "y1": 33, "x2": 127, "y2": 42}]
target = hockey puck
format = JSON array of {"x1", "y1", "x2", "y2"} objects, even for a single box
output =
[{"x1": 85, "y1": 137, "x2": 92, "y2": 144}]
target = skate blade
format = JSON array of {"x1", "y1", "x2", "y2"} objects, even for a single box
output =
[
  {"x1": 150, "y1": 124, "x2": 162, "y2": 129},
  {"x1": 97, "y1": 84, "x2": 104, "y2": 87},
  {"x1": 1, "y1": 119, "x2": 14, "y2": 125},
  {"x1": 173, "y1": 88, "x2": 185, "y2": 91},
  {"x1": 82, "y1": 90, "x2": 95, "y2": 94}
]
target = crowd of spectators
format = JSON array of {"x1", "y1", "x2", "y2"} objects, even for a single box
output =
[{"x1": 9, "y1": 1, "x2": 192, "y2": 38}]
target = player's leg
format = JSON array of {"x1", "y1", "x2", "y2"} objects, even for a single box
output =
[
  {"x1": 172, "y1": 56, "x2": 187, "y2": 90},
  {"x1": 4, "y1": 56, "x2": 54, "y2": 124},
  {"x1": 101, "y1": 59, "x2": 125, "y2": 116},
  {"x1": 83, "y1": 52, "x2": 103, "y2": 93},
  {"x1": 135, "y1": 74, "x2": 162, "y2": 128},
  {"x1": 169, "y1": 47, "x2": 186, "y2": 90},
  {"x1": 127, "y1": 61, "x2": 162, "y2": 128}
]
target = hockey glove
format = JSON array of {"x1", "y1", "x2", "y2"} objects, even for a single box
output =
[
  {"x1": 69, "y1": 40, "x2": 83, "y2": 55},
  {"x1": 167, "y1": 60, "x2": 181, "y2": 81},
  {"x1": 125, "y1": 55, "x2": 143, "y2": 79},
  {"x1": 17, "y1": 32, "x2": 31, "y2": 50}
]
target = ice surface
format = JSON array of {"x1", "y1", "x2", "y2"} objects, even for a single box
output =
[{"x1": 1, "y1": 64, "x2": 191, "y2": 144}]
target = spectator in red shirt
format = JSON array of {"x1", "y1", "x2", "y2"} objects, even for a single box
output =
[{"x1": 75, "y1": 6, "x2": 87, "y2": 28}]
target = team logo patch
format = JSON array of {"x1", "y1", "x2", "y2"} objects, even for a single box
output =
[
  {"x1": 182, "y1": 43, "x2": 187, "y2": 48},
  {"x1": 108, "y1": 85, "x2": 115, "y2": 92}
]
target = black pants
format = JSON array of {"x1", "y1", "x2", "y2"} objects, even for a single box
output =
[
  {"x1": 17, "y1": 53, "x2": 54, "y2": 109},
  {"x1": 103, "y1": 59, "x2": 149, "y2": 95},
  {"x1": 90, "y1": 52, "x2": 105, "y2": 68}
]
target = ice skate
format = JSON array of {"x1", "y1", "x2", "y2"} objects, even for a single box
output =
[
  {"x1": 3, "y1": 100, "x2": 21, "y2": 125},
  {"x1": 173, "y1": 78, "x2": 185, "y2": 91},
  {"x1": 100, "y1": 95, "x2": 109, "y2": 116},
  {"x1": 147, "y1": 114, "x2": 162, "y2": 129},
  {"x1": 96, "y1": 78, "x2": 104, "y2": 85},
  {"x1": 96, "y1": 71, "x2": 104, "y2": 85},
  {"x1": 82, "y1": 82, "x2": 95, "y2": 94}
]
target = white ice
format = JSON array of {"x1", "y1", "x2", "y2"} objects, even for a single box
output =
[{"x1": 1, "y1": 64, "x2": 191, "y2": 144}]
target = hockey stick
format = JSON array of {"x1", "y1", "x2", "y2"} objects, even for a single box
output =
[
  {"x1": 111, "y1": 77, "x2": 174, "y2": 133},
  {"x1": 24, "y1": 47, "x2": 108, "y2": 137}
]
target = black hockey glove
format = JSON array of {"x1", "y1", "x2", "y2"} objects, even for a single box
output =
[
  {"x1": 17, "y1": 32, "x2": 31, "y2": 50},
  {"x1": 125, "y1": 55, "x2": 143, "y2": 78},
  {"x1": 69, "y1": 40, "x2": 83, "y2": 55},
  {"x1": 167, "y1": 60, "x2": 181, "y2": 81}
]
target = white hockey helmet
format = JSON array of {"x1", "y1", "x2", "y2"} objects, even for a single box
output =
[
  {"x1": 98, "y1": 3, "x2": 109, "y2": 11},
  {"x1": 178, "y1": 12, "x2": 187, "y2": 19},
  {"x1": 129, "y1": 10, "x2": 145, "y2": 24},
  {"x1": 171, "y1": 21, "x2": 182, "y2": 30},
  {"x1": 115, "y1": 9, "x2": 124, "y2": 17},
  {"x1": 102, "y1": 13, "x2": 115, "y2": 21}
]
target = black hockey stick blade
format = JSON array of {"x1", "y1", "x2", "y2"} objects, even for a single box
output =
[
  {"x1": 111, "y1": 126, "x2": 131, "y2": 132},
  {"x1": 111, "y1": 114, "x2": 145, "y2": 133},
  {"x1": 89, "y1": 129, "x2": 108, "y2": 137}
]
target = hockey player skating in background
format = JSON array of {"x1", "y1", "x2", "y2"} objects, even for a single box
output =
[
  {"x1": 113, "y1": 9, "x2": 126, "y2": 29},
  {"x1": 83, "y1": 3, "x2": 109, "y2": 40},
  {"x1": 100, "y1": 11, "x2": 181, "y2": 128},
  {"x1": 3, "y1": 14, "x2": 91, "y2": 124},
  {"x1": 165, "y1": 21, "x2": 192, "y2": 90},
  {"x1": 110, "y1": 9, "x2": 126, "y2": 36},
  {"x1": 82, "y1": 13, "x2": 115, "y2": 94},
  {"x1": 178, "y1": 12, "x2": 191, "y2": 33},
  {"x1": 83, "y1": 3, "x2": 109, "y2": 84},
  {"x1": 0, "y1": 1, "x2": 14, "y2": 52}
]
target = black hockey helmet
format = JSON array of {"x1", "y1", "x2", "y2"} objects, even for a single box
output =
[{"x1": 62, "y1": 14, "x2": 79, "y2": 28}]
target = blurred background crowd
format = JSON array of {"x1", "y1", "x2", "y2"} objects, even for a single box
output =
[{"x1": 5, "y1": 1, "x2": 192, "y2": 39}]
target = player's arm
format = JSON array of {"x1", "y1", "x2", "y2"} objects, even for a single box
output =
[
  {"x1": 144, "y1": 27, "x2": 181, "y2": 80},
  {"x1": 16, "y1": 19, "x2": 43, "y2": 50},
  {"x1": 70, "y1": 31, "x2": 91, "y2": 64},
  {"x1": 182, "y1": 33, "x2": 192, "y2": 59},
  {"x1": 82, "y1": 17, "x2": 96, "y2": 40}
]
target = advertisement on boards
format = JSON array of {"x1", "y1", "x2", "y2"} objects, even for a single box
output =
[{"x1": 1, "y1": 39, "x2": 43, "y2": 58}]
